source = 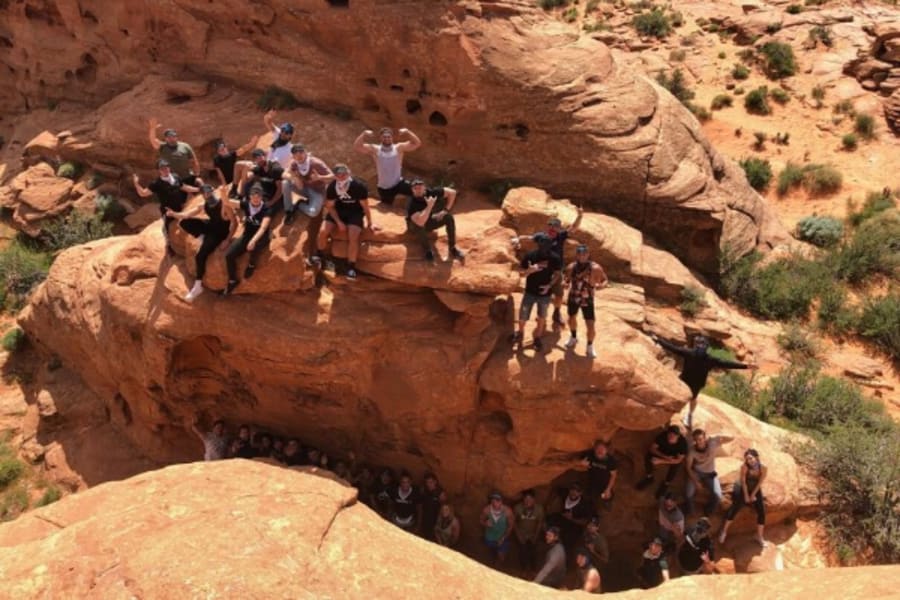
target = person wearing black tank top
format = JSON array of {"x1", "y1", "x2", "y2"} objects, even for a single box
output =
[
  {"x1": 719, "y1": 448, "x2": 768, "y2": 547},
  {"x1": 165, "y1": 185, "x2": 236, "y2": 302},
  {"x1": 563, "y1": 245, "x2": 608, "y2": 359}
]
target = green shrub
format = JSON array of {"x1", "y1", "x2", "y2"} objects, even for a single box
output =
[
  {"x1": 711, "y1": 94, "x2": 733, "y2": 110},
  {"x1": 94, "y1": 193, "x2": 127, "y2": 221},
  {"x1": 827, "y1": 212, "x2": 900, "y2": 283},
  {"x1": 753, "y1": 131, "x2": 767, "y2": 150},
  {"x1": 35, "y1": 486, "x2": 62, "y2": 508},
  {"x1": 857, "y1": 293, "x2": 900, "y2": 360},
  {"x1": 759, "y1": 42, "x2": 797, "y2": 79},
  {"x1": 86, "y1": 172, "x2": 104, "y2": 190},
  {"x1": 834, "y1": 99, "x2": 855, "y2": 116},
  {"x1": 796, "y1": 215, "x2": 843, "y2": 247},
  {"x1": 0, "y1": 242, "x2": 51, "y2": 310},
  {"x1": 256, "y1": 86, "x2": 300, "y2": 111},
  {"x1": 786, "y1": 3, "x2": 804, "y2": 13},
  {"x1": 802, "y1": 164, "x2": 843, "y2": 196},
  {"x1": 0, "y1": 456, "x2": 24, "y2": 489},
  {"x1": 679, "y1": 285, "x2": 707, "y2": 317},
  {"x1": 706, "y1": 371, "x2": 756, "y2": 413},
  {"x1": 848, "y1": 190, "x2": 896, "y2": 226},
  {"x1": 633, "y1": 7, "x2": 672, "y2": 38},
  {"x1": 809, "y1": 25, "x2": 833, "y2": 47},
  {"x1": 739, "y1": 157, "x2": 773, "y2": 191},
  {"x1": 816, "y1": 284, "x2": 856, "y2": 333},
  {"x1": 765, "y1": 22, "x2": 782, "y2": 34},
  {"x1": 538, "y1": 0, "x2": 570, "y2": 7},
  {"x1": 776, "y1": 322, "x2": 819, "y2": 360},
  {"x1": 854, "y1": 113, "x2": 876, "y2": 139},
  {"x1": 688, "y1": 103, "x2": 711, "y2": 122},
  {"x1": 41, "y1": 211, "x2": 114, "y2": 253},
  {"x1": 777, "y1": 162, "x2": 805, "y2": 196},
  {"x1": 731, "y1": 63, "x2": 750, "y2": 80},
  {"x1": 669, "y1": 49, "x2": 687, "y2": 62},
  {"x1": 811, "y1": 84, "x2": 826, "y2": 108},
  {"x1": 842, "y1": 133, "x2": 858, "y2": 151},
  {"x1": 734, "y1": 86, "x2": 745, "y2": 95},
  {"x1": 722, "y1": 253, "x2": 826, "y2": 320},
  {"x1": 1, "y1": 328, "x2": 25, "y2": 353},
  {"x1": 770, "y1": 87, "x2": 790, "y2": 104},
  {"x1": 656, "y1": 69, "x2": 694, "y2": 105},
  {"x1": 55, "y1": 162, "x2": 82, "y2": 180},
  {"x1": 744, "y1": 86, "x2": 771, "y2": 115},
  {"x1": 718, "y1": 51, "x2": 727, "y2": 59},
  {"x1": 562, "y1": 6, "x2": 578, "y2": 21}
]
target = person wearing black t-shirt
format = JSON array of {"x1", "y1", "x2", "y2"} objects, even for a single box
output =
[
  {"x1": 510, "y1": 233, "x2": 561, "y2": 351},
  {"x1": 213, "y1": 136, "x2": 259, "y2": 197},
  {"x1": 637, "y1": 537, "x2": 669, "y2": 589},
  {"x1": 548, "y1": 483, "x2": 594, "y2": 550},
  {"x1": 222, "y1": 185, "x2": 272, "y2": 296},
  {"x1": 390, "y1": 472, "x2": 422, "y2": 532},
  {"x1": 636, "y1": 425, "x2": 688, "y2": 498},
  {"x1": 232, "y1": 424, "x2": 256, "y2": 459},
  {"x1": 420, "y1": 472, "x2": 446, "y2": 540},
  {"x1": 308, "y1": 164, "x2": 373, "y2": 280},
  {"x1": 581, "y1": 439, "x2": 618, "y2": 510},
  {"x1": 369, "y1": 469, "x2": 395, "y2": 518},
  {"x1": 241, "y1": 149, "x2": 284, "y2": 211},
  {"x1": 563, "y1": 245, "x2": 609, "y2": 359},
  {"x1": 405, "y1": 179, "x2": 465, "y2": 262},
  {"x1": 678, "y1": 517, "x2": 715, "y2": 575},
  {"x1": 133, "y1": 159, "x2": 202, "y2": 256}
]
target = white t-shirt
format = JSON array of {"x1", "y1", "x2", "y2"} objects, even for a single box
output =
[
  {"x1": 689, "y1": 437, "x2": 722, "y2": 474},
  {"x1": 268, "y1": 126, "x2": 294, "y2": 170}
]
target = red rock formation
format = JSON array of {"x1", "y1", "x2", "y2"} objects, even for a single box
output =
[{"x1": 0, "y1": 0, "x2": 785, "y2": 274}]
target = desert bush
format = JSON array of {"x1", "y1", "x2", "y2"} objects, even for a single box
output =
[
  {"x1": 857, "y1": 292, "x2": 900, "y2": 360},
  {"x1": 773, "y1": 132, "x2": 790, "y2": 145},
  {"x1": 1, "y1": 328, "x2": 25, "y2": 353},
  {"x1": 811, "y1": 84, "x2": 826, "y2": 108},
  {"x1": 669, "y1": 49, "x2": 687, "y2": 62},
  {"x1": 35, "y1": 486, "x2": 62, "y2": 508},
  {"x1": 777, "y1": 162, "x2": 805, "y2": 195},
  {"x1": 848, "y1": 190, "x2": 896, "y2": 226},
  {"x1": 539, "y1": 0, "x2": 570, "y2": 7},
  {"x1": 688, "y1": 103, "x2": 711, "y2": 122},
  {"x1": 711, "y1": 94, "x2": 733, "y2": 110},
  {"x1": 753, "y1": 131, "x2": 767, "y2": 150},
  {"x1": 770, "y1": 87, "x2": 790, "y2": 104},
  {"x1": 86, "y1": 172, "x2": 104, "y2": 190},
  {"x1": 802, "y1": 164, "x2": 843, "y2": 196},
  {"x1": 796, "y1": 215, "x2": 843, "y2": 247},
  {"x1": 717, "y1": 51, "x2": 727, "y2": 59},
  {"x1": 759, "y1": 41, "x2": 797, "y2": 79},
  {"x1": 786, "y1": 3, "x2": 804, "y2": 13},
  {"x1": 0, "y1": 451, "x2": 24, "y2": 489},
  {"x1": 854, "y1": 113, "x2": 876, "y2": 139},
  {"x1": 833, "y1": 99, "x2": 855, "y2": 116},
  {"x1": 94, "y1": 193, "x2": 127, "y2": 221},
  {"x1": 679, "y1": 285, "x2": 707, "y2": 317},
  {"x1": 656, "y1": 69, "x2": 694, "y2": 104},
  {"x1": 765, "y1": 22, "x2": 782, "y2": 34},
  {"x1": 55, "y1": 162, "x2": 82, "y2": 180},
  {"x1": 0, "y1": 242, "x2": 51, "y2": 310},
  {"x1": 706, "y1": 371, "x2": 757, "y2": 413},
  {"x1": 744, "y1": 86, "x2": 771, "y2": 115},
  {"x1": 842, "y1": 133, "x2": 858, "y2": 151},
  {"x1": 633, "y1": 7, "x2": 672, "y2": 38},
  {"x1": 731, "y1": 63, "x2": 750, "y2": 80},
  {"x1": 722, "y1": 253, "x2": 825, "y2": 320},
  {"x1": 776, "y1": 322, "x2": 819, "y2": 360},
  {"x1": 562, "y1": 6, "x2": 578, "y2": 21},
  {"x1": 739, "y1": 157, "x2": 773, "y2": 190},
  {"x1": 256, "y1": 86, "x2": 300, "y2": 111},
  {"x1": 827, "y1": 212, "x2": 900, "y2": 283},
  {"x1": 41, "y1": 211, "x2": 114, "y2": 253},
  {"x1": 809, "y1": 25, "x2": 833, "y2": 47}
]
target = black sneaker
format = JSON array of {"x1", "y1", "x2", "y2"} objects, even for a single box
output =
[
  {"x1": 552, "y1": 311, "x2": 565, "y2": 330},
  {"x1": 284, "y1": 210, "x2": 296, "y2": 225},
  {"x1": 451, "y1": 247, "x2": 465, "y2": 261},
  {"x1": 221, "y1": 280, "x2": 238, "y2": 296},
  {"x1": 244, "y1": 264, "x2": 256, "y2": 279},
  {"x1": 533, "y1": 337, "x2": 543, "y2": 351},
  {"x1": 306, "y1": 255, "x2": 322, "y2": 268},
  {"x1": 424, "y1": 249, "x2": 435, "y2": 262},
  {"x1": 346, "y1": 268, "x2": 358, "y2": 280}
]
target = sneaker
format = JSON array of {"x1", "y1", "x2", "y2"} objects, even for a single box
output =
[
  {"x1": 451, "y1": 247, "x2": 465, "y2": 261},
  {"x1": 244, "y1": 264, "x2": 256, "y2": 279},
  {"x1": 324, "y1": 260, "x2": 336, "y2": 273},
  {"x1": 635, "y1": 475, "x2": 654, "y2": 491},
  {"x1": 221, "y1": 280, "x2": 238, "y2": 296},
  {"x1": 306, "y1": 255, "x2": 322, "y2": 268},
  {"x1": 284, "y1": 210, "x2": 296, "y2": 225},
  {"x1": 587, "y1": 344, "x2": 597, "y2": 359},
  {"x1": 184, "y1": 281, "x2": 204, "y2": 303},
  {"x1": 509, "y1": 331, "x2": 523, "y2": 345},
  {"x1": 565, "y1": 336, "x2": 577, "y2": 349},
  {"x1": 424, "y1": 249, "x2": 435, "y2": 262},
  {"x1": 346, "y1": 268, "x2": 358, "y2": 280},
  {"x1": 533, "y1": 337, "x2": 543, "y2": 351}
]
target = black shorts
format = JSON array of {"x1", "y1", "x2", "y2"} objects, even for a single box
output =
[
  {"x1": 377, "y1": 180, "x2": 412, "y2": 205},
  {"x1": 327, "y1": 208, "x2": 365, "y2": 228},
  {"x1": 567, "y1": 300, "x2": 596, "y2": 321}
]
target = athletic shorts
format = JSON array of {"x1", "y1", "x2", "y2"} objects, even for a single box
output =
[
  {"x1": 567, "y1": 300, "x2": 596, "y2": 321},
  {"x1": 484, "y1": 537, "x2": 510, "y2": 555},
  {"x1": 519, "y1": 292, "x2": 551, "y2": 321},
  {"x1": 377, "y1": 180, "x2": 412, "y2": 205},
  {"x1": 326, "y1": 207, "x2": 365, "y2": 228}
]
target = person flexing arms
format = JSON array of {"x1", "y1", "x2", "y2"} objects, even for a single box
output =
[{"x1": 353, "y1": 127, "x2": 422, "y2": 206}]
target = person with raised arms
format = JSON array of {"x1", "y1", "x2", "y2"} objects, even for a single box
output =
[{"x1": 353, "y1": 127, "x2": 421, "y2": 206}]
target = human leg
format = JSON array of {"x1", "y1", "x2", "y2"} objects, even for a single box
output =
[
  {"x1": 245, "y1": 233, "x2": 269, "y2": 278},
  {"x1": 533, "y1": 295, "x2": 550, "y2": 349},
  {"x1": 224, "y1": 235, "x2": 250, "y2": 293},
  {"x1": 347, "y1": 225, "x2": 362, "y2": 278},
  {"x1": 685, "y1": 476, "x2": 698, "y2": 516},
  {"x1": 753, "y1": 491, "x2": 766, "y2": 545},
  {"x1": 298, "y1": 187, "x2": 325, "y2": 218},
  {"x1": 282, "y1": 179, "x2": 295, "y2": 214},
  {"x1": 565, "y1": 301, "x2": 579, "y2": 349},
  {"x1": 515, "y1": 293, "x2": 537, "y2": 343},
  {"x1": 705, "y1": 475, "x2": 723, "y2": 516},
  {"x1": 719, "y1": 482, "x2": 745, "y2": 543},
  {"x1": 179, "y1": 218, "x2": 207, "y2": 238}
]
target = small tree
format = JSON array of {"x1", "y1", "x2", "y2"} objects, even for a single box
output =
[{"x1": 759, "y1": 42, "x2": 797, "y2": 79}]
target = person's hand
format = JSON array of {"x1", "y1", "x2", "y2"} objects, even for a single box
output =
[
  {"x1": 701, "y1": 551, "x2": 710, "y2": 563},
  {"x1": 398, "y1": 128, "x2": 409, "y2": 135},
  {"x1": 149, "y1": 117, "x2": 159, "y2": 130},
  {"x1": 248, "y1": 240, "x2": 256, "y2": 251},
  {"x1": 539, "y1": 284, "x2": 551, "y2": 295},
  {"x1": 744, "y1": 493, "x2": 753, "y2": 504},
  {"x1": 425, "y1": 195, "x2": 437, "y2": 206},
  {"x1": 528, "y1": 263, "x2": 543, "y2": 274},
  {"x1": 132, "y1": 174, "x2": 140, "y2": 185},
  {"x1": 432, "y1": 210, "x2": 447, "y2": 220},
  {"x1": 164, "y1": 208, "x2": 176, "y2": 218},
  {"x1": 337, "y1": 221, "x2": 347, "y2": 233},
  {"x1": 601, "y1": 489, "x2": 612, "y2": 500},
  {"x1": 363, "y1": 129, "x2": 374, "y2": 137},
  {"x1": 195, "y1": 177, "x2": 204, "y2": 187},
  {"x1": 651, "y1": 457, "x2": 663, "y2": 466}
]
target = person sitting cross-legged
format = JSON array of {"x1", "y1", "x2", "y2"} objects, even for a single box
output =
[
  {"x1": 405, "y1": 178, "x2": 465, "y2": 262},
  {"x1": 221, "y1": 185, "x2": 272, "y2": 296},
  {"x1": 636, "y1": 424, "x2": 688, "y2": 499}
]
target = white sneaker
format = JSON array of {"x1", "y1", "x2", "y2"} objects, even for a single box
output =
[
  {"x1": 565, "y1": 336, "x2": 577, "y2": 349},
  {"x1": 587, "y1": 344, "x2": 596, "y2": 359},
  {"x1": 184, "y1": 281, "x2": 204, "y2": 302}
]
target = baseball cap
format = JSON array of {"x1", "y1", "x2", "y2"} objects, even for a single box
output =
[
  {"x1": 157, "y1": 159, "x2": 170, "y2": 168},
  {"x1": 200, "y1": 184, "x2": 214, "y2": 194},
  {"x1": 532, "y1": 232, "x2": 552, "y2": 246},
  {"x1": 589, "y1": 516, "x2": 601, "y2": 526},
  {"x1": 410, "y1": 178, "x2": 426, "y2": 186},
  {"x1": 547, "y1": 526, "x2": 561, "y2": 536},
  {"x1": 488, "y1": 491, "x2": 503, "y2": 501},
  {"x1": 333, "y1": 164, "x2": 350, "y2": 174},
  {"x1": 280, "y1": 123, "x2": 295, "y2": 135},
  {"x1": 650, "y1": 537, "x2": 664, "y2": 546},
  {"x1": 576, "y1": 244, "x2": 589, "y2": 254},
  {"x1": 251, "y1": 148, "x2": 266, "y2": 158},
  {"x1": 547, "y1": 217, "x2": 562, "y2": 228},
  {"x1": 163, "y1": 128, "x2": 177, "y2": 137},
  {"x1": 666, "y1": 424, "x2": 681, "y2": 436},
  {"x1": 290, "y1": 143, "x2": 306, "y2": 154}
]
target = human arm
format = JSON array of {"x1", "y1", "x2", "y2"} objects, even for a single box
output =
[
  {"x1": 353, "y1": 130, "x2": 377, "y2": 155},
  {"x1": 686, "y1": 452, "x2": 700, "y2": 486},
  {"x1": 410, "y1": 195, "x2": 437, "y2": 227},
  {"x1": 602, "y1": 468, "x2": 617, "y2": 500},
  {"x1": 592, "y1": 263, "x2": 609, "y2": 289},
  {"x1": 216, "y1": 167, "x2": 228, "y2": 188},
  {"x1": 431, "y1": 187, "x2": 456, "y2": 220},
  {"x1": 750, "y1": 464, "x2": 767, "y2": 501},
  {"x1": 263, "y1": 109, "x2": 277, "y2": 132},
  {"x1": 132, "y1": 174, "x2": 154, "y2": 198},
  {"x1": 583, "y1": 568, "x2": 601, "y2": 593},
  {"x1": 324, "y1": 200, "x2": 345, "y2": 231},
  {"x1": 500, "y1": 507, "x2": 515, "y2": 543},
  {"x1": 533, "y1": 546, "x2": 565, "y2": 584},
  {"x1": 189, "y1": 417, "x2": 204, "y2": 441},
  {"x1": 651, "y1": 334, "x2": 692, "y2": 357},
  {"x1": 396, "y1": 127, "x2": 422, "y2": 152},
  {"x1": 166, "y1": 205, "x2": 203, "y2": 220},
  {"x1": 362, "y1": 197, "x2": 374, "y2": 231},
  {"x1": 708, "y1": 355, "x2": 752, "y2": 370},
  {"x1": 187, "y1": 144, "x2": 200, "y2": 175},
  {"x1": 309, "y1": 161, "x2": 335, "y2": 185},
  {"x1": 147, "y1": 118, "x2": 163, "y2": 150},
  {"x1": 568, "y1": 205, "x2": 584, "y2": 234},
  {"x1": 180, "y1": 183, "x2": 201, "y2": 195},
  {"x1": 741, "y1": 464, "x2": 752, "y2": 503},
  {"x1": 236, "y1": 135, "x2": 260, "y2": 157},
  {"x1": 717, "y1": 435, "x2": 735, "y2": 445},
  {"x1": 246, "y1": 216, "x2": 271, "y2": 251},
  {"x1": 538, "y1": 264, "x2": 562, "y2": 295},
  {"x1": 660, "y1": 558, "x2": 671, "y2": 582}
]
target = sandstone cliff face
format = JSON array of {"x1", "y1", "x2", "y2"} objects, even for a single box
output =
[
  {"x1": 0, "y1": 461, "x2": 892, "y2": 600},
  {"x1": 0, "y1": 0, "x2": 784, "y2": 274}
]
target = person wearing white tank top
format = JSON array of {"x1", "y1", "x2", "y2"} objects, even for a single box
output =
[{"x1": 353, "y1": 127, "x2": 422, "y2": 205}]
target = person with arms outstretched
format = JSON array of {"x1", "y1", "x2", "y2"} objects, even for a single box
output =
[
  {"x1": 353, "y1": 127, "x2": 421, "y2": 205},
  {"x1": 262, "y1": 109, "x2": 295, "y2": 169}
]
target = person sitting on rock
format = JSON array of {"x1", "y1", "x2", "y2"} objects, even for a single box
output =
[
  {"x1": 685, "y1": 428, "x2": 734, "y2": 516},
  {"x1": 231, "y1": 424, "x2": 256, "y2": 459},
  {"x1": 405, "y1": 178, "x2": 465, "y2": 263},
  {"x1": 389, "y1": 471, "x2": 421, "y2": 532},
  {"x1": 263, "y1": 109, "x2": 295, "y2": 170},
  {"x1": 510, "y1": 232, "x2": 561, "y2": 351},
  {"x1": 658, "y1": 492, "x2": 685, "y2": 550},
  {"x1": 434, "y1": 503, "x2": 461, "y2": 548},
  {"x1": 678, "y1": 517, "x2": 716, "y2": 575},
  {"x1": 213, "y1": 136, "x2": 259, "y2": 198},
  {"x1": 148, "y1": 119, "x2": 201, "y2": 185},
  {"x1": 719, "y1": 448, "x2": 768, "y2": 547},
  {"x1": 533, "y1": 526, "x2": 566, "y2": 589},
  {"x1": 242, "y1": 149, "x2": 285, "y2": 211},
  {"x1": 221, "y1": 185, "x2": 272, "y2": 296},
  {"x1": 163, "y1": 184, "x2": 235, "y2": 303},
  {"x1": 307, "y1": 164, "x2": 373, "y2": 281},
  {"x1": 511, "y1": 207, "x2": 583, "y2": 330},
  {"x1": 581, "y1": 439, "x2": 618, "y2": 511},
  {"x1": 549, "y1": 482, "x2": 593, "y2": 550},
  {"x1": 480, "y1": 491, "x2": 515, "y2": 566},
  {"x1": 281, "y1": 143, "x2": 334, "y2": 225},
  {"x1": 420, "y1": 472, "x2": 447, "y2": 541},
  {"x1": 353, "y1": 126, "x2": 422, "y2": 206},
  {"x1": 190, "y1": 417, "x2": 228, "y2": 462},
  {"x1": 513, "y1": 489, "x2": 546, "y2": 572},
  {"x1": 563, "y1": 244, "x2": 608, "y2": 359},
  {"x1": 369, "y1": 468, "x2": 395, "y2": 518},
  {"x1": 636, "y1": 537, "x2": 669, "y2": 589},
  {"x1": 574, "y1": 547, "x2": 602, "y2": 594},
  {"x1": 132, "y1": 159, "x2": 202, "y2": 256},
  {"x1": 651, "y1": 333, "x2": 754, "y2": 428},
  {"x1": 282, "y1": 439, "x2": 304, "y2": 467},
  {"x1": 636, "y1": 424, "x2": 688, "y2": 499},
  {"x1": 583, "y1": 516, "x2": 610, "y2": 568}
]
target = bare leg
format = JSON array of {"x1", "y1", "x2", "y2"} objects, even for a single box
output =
[
  {"x1": 318, "y1": 222, "x2": 335, "y2": 253},
  {"x1": 347, "y1": 225, "x2": 362, "y2": 264}
]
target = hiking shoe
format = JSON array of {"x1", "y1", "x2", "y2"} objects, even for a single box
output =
[
  {"x1": 284, "y1": 210, "x2": 296, "y2": 225},
  {"x1": 346, "y1": 268, "x2": 358, "y2": 280},
  {"x1": 587, "y1": 344, "x2": 597, "y2": 359},
  {"x1": 451, "y1": 247, "x2": 465, "y2": 261},
  {"x1": 565, "y1": 336, "x2": 577, "y2": 349},
  {"x1": 306, "y1": 255, "x2": 322, "y2": 268},
  {"x1": 184, "y1": 281, "x2": 204, "y2": 303},
  {"x1": 221, "y1": 280, "x2": 238, "y2": 296},
  {"x1": 244, "y1": 264, "x2": 256, "y2": 279},
  {"x1": 635, "y1": 475, "x2": 654, "y2": 491},
  {"x1": 533, "y1": 337, "x2": 543, "y2": 351},
  {"x1": 424, "y1": 249, "x2": 435, "y2": 262}
]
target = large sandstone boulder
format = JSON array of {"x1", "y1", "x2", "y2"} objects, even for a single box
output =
[
  {"x1": 0, "y1": 460, "x2": 895, "y2": 599},
  {"x1": 1, "y1": 163, "x2": 75, "y2": 236},
  {"x1": 0, "y1": 0, "x2": 784, "y2": 275}
]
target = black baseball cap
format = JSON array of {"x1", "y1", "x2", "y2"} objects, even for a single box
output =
[
  {"x1": 532, "y1": 232, "x2": 552, "y2": 246},
  {"x1": 576, "y1": 244, "x2": 589, "y2": 254},
  {"x1": 163, "y1": 128, "x2": 177, "y2": 137},
  {"x1": 333, "y1": 164, "x2": 349, "y2": 174},
  {"x1": 200, "y1": 184, "x2": 214, "y2": 194},
  {"x1": 157, "y1": 159, "x2": 170, "y2": 168},
  {"x1": 290, "y1": 143, "x2": 306, "y2": 154},
  {"x1": 280, "y1": 123, "x2": 294, "y2": 135},
  {"x1": 410, "y1": 178, "x2": 426, "y2": 186}
]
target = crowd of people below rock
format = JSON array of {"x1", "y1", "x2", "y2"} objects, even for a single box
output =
[{"x1": 191, "y1": 413, "x2": 769, "y2": 593}]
